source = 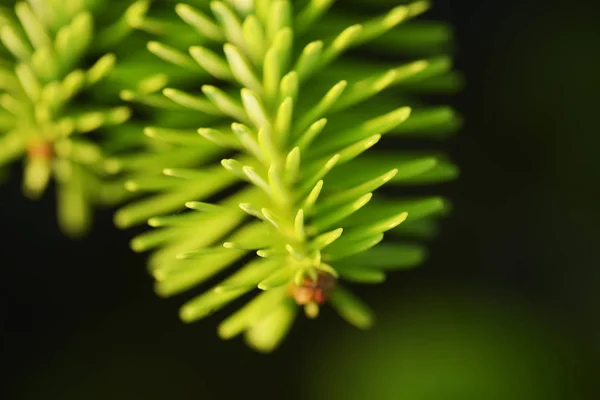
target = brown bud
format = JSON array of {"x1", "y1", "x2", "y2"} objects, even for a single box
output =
[
  {"x1": 27, "y1": 141, "x2": 53, "y2": 160},
  {"x1": 290, "y1": 271, "x2": 337, "y2": 305}
]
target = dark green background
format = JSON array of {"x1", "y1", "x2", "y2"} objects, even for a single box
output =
[{"x1": 1, "y1": 0, "x2": 598, "y2": 398}]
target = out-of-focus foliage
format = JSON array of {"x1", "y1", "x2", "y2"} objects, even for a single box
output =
[
  {"x1": 304, "y1": 289, "x2": 582, "y2": 400},
  {"x1": 0, "y1": 0, "x2": 188, "y2": 236}
]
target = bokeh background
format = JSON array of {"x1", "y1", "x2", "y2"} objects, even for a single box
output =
[{"x1": 2, "y1": 0, "x2": 599, "y2": 399}]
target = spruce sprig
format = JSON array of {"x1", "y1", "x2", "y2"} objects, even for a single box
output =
[
  {"x1": 115, "y1": 0, "x2": 460, "y2": 352},
  {"x1": 0, "y1": 0, "x2": 161, "y2": 235}
]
